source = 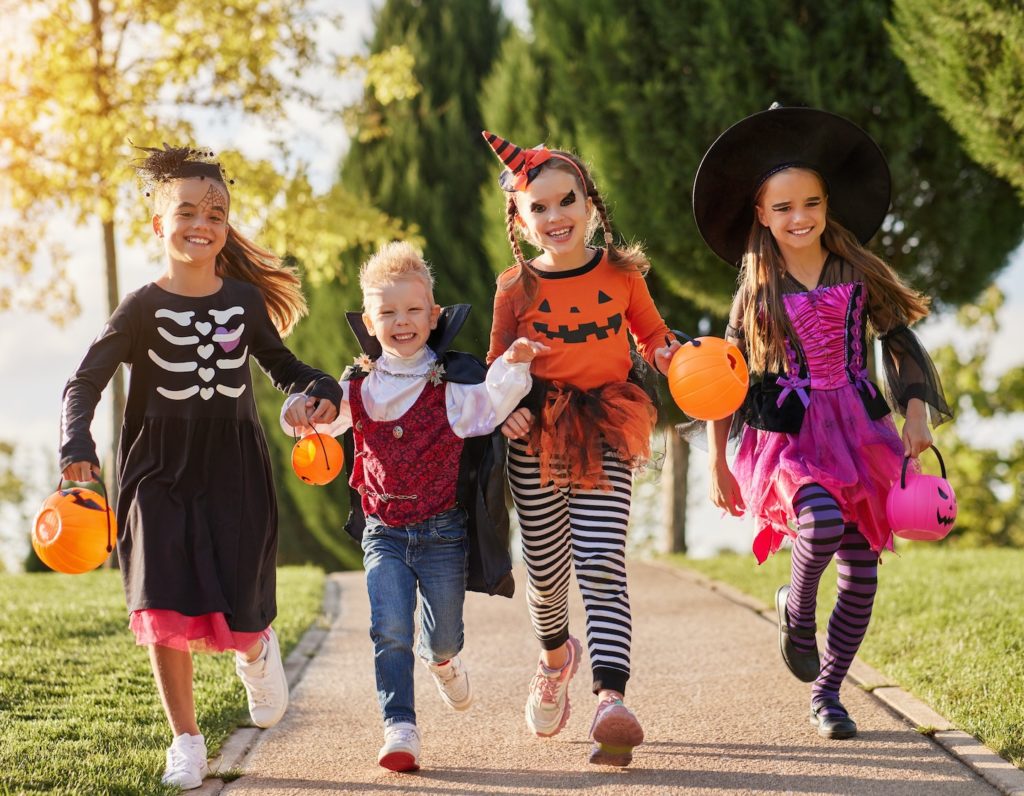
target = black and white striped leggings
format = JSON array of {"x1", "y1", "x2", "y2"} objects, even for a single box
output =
[{"x1": 507, "y1": 438, "x2": 634, "y2": 695}]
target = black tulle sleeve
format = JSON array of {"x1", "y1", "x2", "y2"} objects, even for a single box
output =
[{"x1": 878, "y1": 324, "x2": 952, "y2": 426}]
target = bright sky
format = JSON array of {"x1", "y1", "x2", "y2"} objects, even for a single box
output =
[{"x1": 1, "y1": 0, "x2": 1021, "y2": 565}]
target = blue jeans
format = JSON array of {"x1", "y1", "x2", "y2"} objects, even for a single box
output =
[{"x1": 361, "y1": 506, "x2": 468, "y2": 726}]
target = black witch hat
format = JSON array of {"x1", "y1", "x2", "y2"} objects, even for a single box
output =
[{"x1": 692, "y1": 105, "x2": 891, "y2": 267}]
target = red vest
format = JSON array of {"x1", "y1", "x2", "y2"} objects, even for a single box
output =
[{"x1": 349, "y1": 376, "x2": 464, "y2": 526}]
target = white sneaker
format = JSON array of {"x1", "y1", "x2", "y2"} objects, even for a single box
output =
[
  {"x1": 161, "y1": 733, "x2": 208, "y2": 790},
  {"x1": 235, "y1": 627, "x2": 289, "y2": 728},
  {"x1": 425, "y1": 655, "x2": 473, "y2": 711},
  {"x1": 525, "y1": 635, "x2": 582, "y2": 737},
  {"x1": 378, "y1": 721, "x2": 421, "y2": 772}
]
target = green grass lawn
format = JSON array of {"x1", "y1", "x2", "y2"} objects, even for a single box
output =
[
  {"x1": 672, "y1": 546, "x2": 1024, "y2": 768},
  {"x1": 0, "y1": 566, "x2": 325, "y2": 795}
]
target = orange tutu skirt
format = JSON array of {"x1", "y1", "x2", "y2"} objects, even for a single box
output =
[
  {"x1": 527, "y1": 380, "x2": 656, "y2": 490},
  {"x1": 130, "y1": 609, "x2": 267, "y2": 653}
]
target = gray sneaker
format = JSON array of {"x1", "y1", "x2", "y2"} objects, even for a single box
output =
[{"x1": 524, "y1": 635, "x2": 582, "y2": 737}]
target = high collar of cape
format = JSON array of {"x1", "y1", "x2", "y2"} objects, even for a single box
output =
[{"x1": 343, "y1": 303, "x2": 484, "y2": 384}]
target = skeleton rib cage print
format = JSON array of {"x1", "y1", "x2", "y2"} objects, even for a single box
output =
[{"x1": 149, "y1": 305, "x2": 249, "y2": 402}]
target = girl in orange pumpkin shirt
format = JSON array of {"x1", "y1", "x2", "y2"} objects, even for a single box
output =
[{"x1": 482, "y1": 131, "x2": 680, "y2": 767}]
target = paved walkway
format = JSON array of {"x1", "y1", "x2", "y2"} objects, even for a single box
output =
[{"x1": 222, "y1": 562, "x2": 997, "y2": 795}]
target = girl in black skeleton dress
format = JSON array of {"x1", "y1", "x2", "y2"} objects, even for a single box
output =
[{"x1": 59, "y1": 145, "x2": 340, "y2": 790}]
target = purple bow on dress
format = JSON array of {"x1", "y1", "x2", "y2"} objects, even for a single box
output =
[
  {"x1": 776, "y1": 374, "x2": 811, "y2": 408},
  {"x1": 855, "y1": 369, "x2": 877, "y2": 398}
]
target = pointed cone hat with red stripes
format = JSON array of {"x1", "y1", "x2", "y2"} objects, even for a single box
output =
[{"x1": 482, "y1": 130, "x2": 556, "y2": 192}]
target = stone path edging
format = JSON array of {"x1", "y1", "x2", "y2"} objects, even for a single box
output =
[{"x1": 656, "y1": 560, "x2": 1024, "y2": 796}]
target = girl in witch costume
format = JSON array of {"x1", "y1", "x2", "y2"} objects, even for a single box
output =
[
  {"x1": 483, "y1": 131, "x2": 681, "y2": 767},
  {"x1": 59, "y1": 144, "x2": 341, "y2": 790},
  {"x1": 693, "y1": 106, "x2": 951, "y2": 739},
  {"x1": 281, "y1": 242, "x2": 542, "y2": 772}
]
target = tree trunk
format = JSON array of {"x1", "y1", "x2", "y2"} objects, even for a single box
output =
[
  {"x1": 103, "y1": 219, "x2": 122, "y2": 567},
  {"x1": 660, "y1": 432, "x2": 689, "y2": 554}
]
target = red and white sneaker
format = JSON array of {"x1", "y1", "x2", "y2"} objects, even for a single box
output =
[
  {"x1": 425, "y1": 655, "x2": 472, "y2": 711},
  {"x1": 378, "y1": 722, "x2": 421, "y2": 772}
]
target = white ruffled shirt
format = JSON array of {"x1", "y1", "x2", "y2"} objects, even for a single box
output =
[{"x1": 280, "y1": 347, "x2": 531, "y2": 440}]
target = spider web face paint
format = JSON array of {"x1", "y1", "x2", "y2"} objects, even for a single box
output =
[{"x1": 197, "y1": 183, "x2": 229, "y2": 215}]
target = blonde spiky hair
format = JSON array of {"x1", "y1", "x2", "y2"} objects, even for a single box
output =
[{"x1": 359, "y1": 241, "x2": 435, "y2": 305}]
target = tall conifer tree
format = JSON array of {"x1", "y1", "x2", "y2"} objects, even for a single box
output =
[
  {"x1": 889, "y1": 0, "x2": 1024, "y2": 200},
  {"x1": 341, "y1": 0, "x2": 506, "y2": 356}
]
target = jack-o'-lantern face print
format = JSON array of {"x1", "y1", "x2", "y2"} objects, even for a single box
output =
[
  {"x1": 533, "y1": 289, "x2": 623, "y2": 344},
  {"x1": 936, "y1": 485, "x2": 957, "y2": 527}
]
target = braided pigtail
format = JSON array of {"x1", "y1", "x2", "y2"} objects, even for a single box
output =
[
  {"x1": 589, "y1": 189, "x2": 650, "y2": 275},
  {"x1": 502, "y1": 194, "x2": 538, "y2": 303}
]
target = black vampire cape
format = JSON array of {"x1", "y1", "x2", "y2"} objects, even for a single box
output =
[{"x1": 340, "y1": 304, "x2": 515, "y2": 598}]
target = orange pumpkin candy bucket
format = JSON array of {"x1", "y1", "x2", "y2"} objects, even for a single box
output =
[
  {"x1": 32, "y1": 482, "x2": 116, "y2": 574},
  {"x1": 667, "y1": 331, "x2": 750, "y2": 421},
  {"x1": 291, "y1": 431, "x2": 344, "y2": 486}
]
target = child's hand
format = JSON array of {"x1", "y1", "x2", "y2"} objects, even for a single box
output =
[
  {"x1": 284, "y1": 394, "x2": 314, "y2": 434},
  {"x1": 504, "y1": 338, "x2": 549, "y2": 365},
  {"x1": 62, "y1": 461, "x2": 100, "y2": 483},
  {"x1": 902, "y1": 398, "x2": 933, "y2": 458},
  {"x1": 308, "y1": 397, "x2": 338, "y2": 425},
  {"x1": 502, "y1": 407, "x2": 534, "y2": 440},
  {"x1": 654, "y1": 335, "x2": 682, "y2": 375},
  {"x1": 709, "y1": 459, "x2": 745, "y2": 517}
]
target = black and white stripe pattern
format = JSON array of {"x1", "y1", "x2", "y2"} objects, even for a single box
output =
[{"x1": 507, "y1": 439, "x2": 634, "y2": 691}]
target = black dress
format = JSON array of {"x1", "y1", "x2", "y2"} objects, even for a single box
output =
[{"x1": 59, "y1": 277, "x2": 341, "y2": 632}]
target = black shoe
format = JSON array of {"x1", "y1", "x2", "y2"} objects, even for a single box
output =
[
  {"x1": 775, "y1": 585, "x2": 820, "y2": 683},
  {"x1": 810, "y1": 698, "x2": 858, "y2": 739}
]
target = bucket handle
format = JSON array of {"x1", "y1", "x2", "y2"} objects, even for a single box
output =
[
  {"x1": 900, "y1": 444, "x2": 946, "y2": 490},
  {"x1": 56, "y1": 472, "x2": 113, "y2": 553},
  {"x1": 667, "y1": 329, "x2": 702, "y2": 348}
]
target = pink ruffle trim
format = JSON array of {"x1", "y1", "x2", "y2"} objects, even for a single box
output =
[{"x1": 129, "y1": 609, "x2": 267, "y2": 653}]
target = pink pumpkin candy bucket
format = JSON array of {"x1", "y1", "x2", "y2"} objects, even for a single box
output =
[{"x1": 886, "y1": 445, "x2": 957, "y2": 541}]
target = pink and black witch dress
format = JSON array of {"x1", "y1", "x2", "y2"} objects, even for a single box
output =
[
  {"x1": 59, "y1": 277, "x2": 341, "y2": 651},
  {"x1": 727, "y1": 256, "x2": 951, "y2": 562}
]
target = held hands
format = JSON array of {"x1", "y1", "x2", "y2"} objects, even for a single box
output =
[
  {"x1": 503, "y1": 337, "x2": 549, "y2": 365},
  {"x1": 709, "y1": 459, "x2": 746, "y2": 517},
  {"x1": 902, "y1": 398, "x2": 933, "y2": 458},
  {"x1": 654, "y1": 335, "x2": 683, "y2": 376},
  {"x1": 62, "y1": 461, "x2": 100, "y2": 483},
  {"x1": 284, "y1": 394, "x2": 338, "y2": 435},
  {"x1": 501, "y1": 407, "x2": 534, "y2": 440}
]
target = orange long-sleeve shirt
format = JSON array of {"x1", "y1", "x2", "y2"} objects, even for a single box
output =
[{"x1": 487, "y1": 250, "x2": 670, "y2": 390}]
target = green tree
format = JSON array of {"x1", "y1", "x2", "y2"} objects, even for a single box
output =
[
  {"x1": 930, "y1": 286, "x2": 1024, "y2": 547},
  {"x1": 0, "y1": 0, "x2": 413, "y2": 501},
  {"x1": 889, "y1": 1, "x2": 1024, "y2": 200},
  {"x1": 339, "y1": 0, "x2": 506, "y2": 357}
]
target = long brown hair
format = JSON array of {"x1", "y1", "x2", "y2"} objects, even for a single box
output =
[
  {"x1": 217, "y1": 223, "x2": 307, "y2": 337},
  {"x1": 499, "y1": 151, "x2": 649, "y2": 304},
  {"x1": 740, "y1": 169, "x2": 930, "y2": 374}
]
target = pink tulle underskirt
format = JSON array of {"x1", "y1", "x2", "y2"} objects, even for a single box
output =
[
  {"x1": 129, "y1": 609, "x2": 267, "y2": 653},
  {"x1": 734, "y1": 384, "x2": 907, "y2": 562}
]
